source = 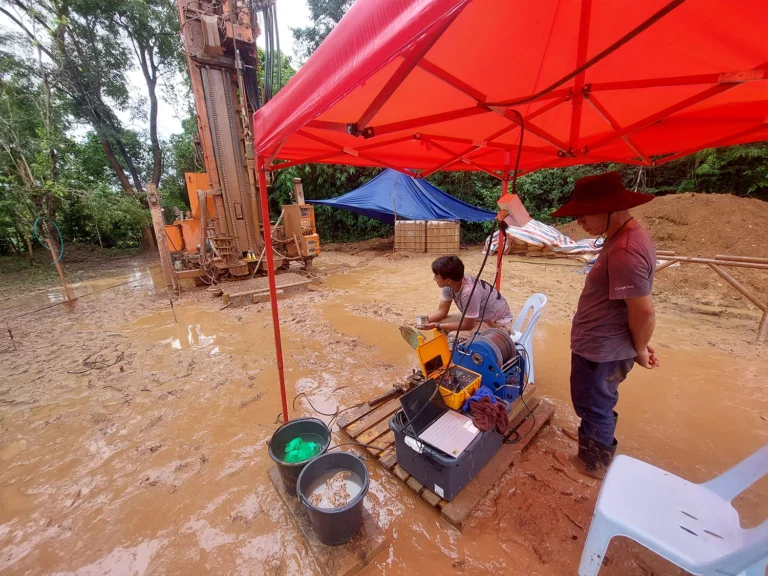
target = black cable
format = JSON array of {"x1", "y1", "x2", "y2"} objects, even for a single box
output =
[
  {"x1": 273, "y1": 2, "x2": 281, "y2": 93},
  {"x1": 452, "y1": 113, "x2": 526, "y2": 375}
]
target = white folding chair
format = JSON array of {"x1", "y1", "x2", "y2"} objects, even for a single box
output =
[
  {"x1": 510, "y1": 293, "x2": 547, "y2": 384},
  {"x1": 579, "y1": 445, "x2": 768, "y2": 576}
]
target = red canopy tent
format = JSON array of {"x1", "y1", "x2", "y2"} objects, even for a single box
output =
[{"x1": 253, "y1": 0, "x2": 768, "y2": 421}]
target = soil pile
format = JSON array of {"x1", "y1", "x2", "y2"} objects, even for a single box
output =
[{"x1": 559, "y1": 193, "x2": 768, "y2": 307}]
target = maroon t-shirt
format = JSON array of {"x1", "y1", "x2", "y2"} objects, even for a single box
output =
[{"x1": 571, "y1": 225, "x2": 656, "y2": 362}]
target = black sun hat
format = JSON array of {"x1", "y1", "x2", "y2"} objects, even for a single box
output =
[{"x1": 551, "y1": 171, "x2": 654, "y2": 218}]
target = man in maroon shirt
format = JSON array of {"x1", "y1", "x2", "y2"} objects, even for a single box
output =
[{"x1": 552, "y1": 172, "x2": 660, "y2": 479}]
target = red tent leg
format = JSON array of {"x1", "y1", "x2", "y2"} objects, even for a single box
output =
[
  {"x1": 257, "y1": 163, "x2": 290, "y2": 424},
  {"x1": 495, "y1": 179, "x2": 509, "y2": 291}
]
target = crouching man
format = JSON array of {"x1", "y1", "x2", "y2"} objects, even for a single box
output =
[
  {"x1": 551, "y1": 171, "x2": 659, "y2": 479},
  {"x1": 419, "y1": 255, "x2": 513, "y2": 335}
]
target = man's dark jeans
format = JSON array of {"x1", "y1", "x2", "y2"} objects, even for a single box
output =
[{"x1": 570, "y1": 353, "x2": 634, "y2": 446}]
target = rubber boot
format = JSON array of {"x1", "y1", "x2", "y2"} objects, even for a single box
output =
[{"x1": 574, "y1": 429, "x2": 617, "y2": 480}]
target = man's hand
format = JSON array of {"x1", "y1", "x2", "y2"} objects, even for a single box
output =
[
  {"x1": 635, "y1": 345, "x2": 660, "y2": 369},
  {"x1": 418, "y1": 322, "x2": 436, "y2": 330}
]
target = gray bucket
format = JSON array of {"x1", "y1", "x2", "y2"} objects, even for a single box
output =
[
  {"x1": 268, "y1": 417, "x2": 330, "y2": 496},
  {"x1": 296, "y1": 452, "x2": 370, "y2": 546}
]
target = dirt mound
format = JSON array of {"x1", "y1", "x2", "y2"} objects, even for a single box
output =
[
  {"x1": 559, "y1": 193, "x2": 768, "y2": 306},
  {"x1": 559, "y1": 192, "x2": 768, "y2": 258}
]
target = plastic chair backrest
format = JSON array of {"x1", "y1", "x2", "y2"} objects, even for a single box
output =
[
  {"x1": 703, "y1": 444, "x2": 768, "y2": 501},
  {"x1": 512, "y1": 293, "x2": 548, "y2": 345}
]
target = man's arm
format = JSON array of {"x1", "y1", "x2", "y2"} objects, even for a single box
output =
[
  {"x1": 626, "y1": 295, "x2": 659, "y2": 368},
  {"x1": 429, "y1": 316, "x2": 477, "y2": 333},
  {"x1": 427, "y1": 299, "x2": 451, "y2": 323}
]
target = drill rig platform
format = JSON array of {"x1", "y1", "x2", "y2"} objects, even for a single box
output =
[{"x1": 161, "y1": 0, "x2": 319, "y2": 284}]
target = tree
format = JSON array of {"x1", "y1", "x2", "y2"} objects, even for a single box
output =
[
  {"x1": 291, "y1": 0, "x2": 355, "y2": 62},
  {"x1": 113, "y1": 0, "x2": 182, "y2": 188}
]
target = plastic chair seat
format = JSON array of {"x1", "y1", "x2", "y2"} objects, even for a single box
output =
[
  {"x1": 599, "y1": 456, "x2": 745, "y2": 566},
  {"x1": 579, "y1": 445, "x2": 768, "y2": 576}
]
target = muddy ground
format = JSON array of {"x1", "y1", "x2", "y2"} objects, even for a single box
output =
[{"x1": 1, "y1": 245, "x2": 767, "y2": 575}]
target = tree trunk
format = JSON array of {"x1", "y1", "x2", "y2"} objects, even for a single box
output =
[
  {"x1": 148, "y1": 82, "x2": 162, "y2": 187},
  {"x1": 113, "y1": 134, "x2": 144, "y2": 194},
  {"x1": 24, "y1": 231, "x2": 35, "y2": 264},
  {"x1": 99, "y1": 132, "x2": 135, "y2": 195},
  {"x1": 141, "y1": 225, "x2": 157, "y2": 252}
]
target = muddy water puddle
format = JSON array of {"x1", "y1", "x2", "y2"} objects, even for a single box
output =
[{"x1": 2, "y1": 253, "x2": 768, "y2": 575}]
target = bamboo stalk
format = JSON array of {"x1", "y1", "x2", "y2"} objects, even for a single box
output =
[
  {"x1": 707, "y1": 263, "x2": 766, "y2": 312},
  {"x1": 663, "y1": 256, "x2": 768, "y2": 270},
  {"x1": 715, "y1": 254, "x2": 768, "y2": 265}
]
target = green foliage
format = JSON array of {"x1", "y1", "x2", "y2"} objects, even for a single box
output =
[
  {"x1": 159, "y1": 116, "x2": 204, "y2": 213},
  {"x1": 257, "y1": 47, "x2": 296, "y2": 94},
  {"x1": 58, "y1": 185, "x2": 151, "y2": 248},
  {"x1": 291, "y1": 0, "x2": 355, "y2": 63}
]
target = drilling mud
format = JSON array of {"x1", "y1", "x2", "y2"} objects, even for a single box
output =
[{"x1": 1, "y1": 247, "x2": 766, "y2": 575}]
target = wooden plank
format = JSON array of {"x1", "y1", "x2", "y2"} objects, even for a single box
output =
[
  {"x1": 392, "y1": 464, "x2": 410, "y2": 481},
  {"x1": 345, "y1": 398, "x2": 402, "y2": 439},
  {"x1": 176, "y1": 269, "x2": 203, "y2": 279},
  {"x1": 356, "y1": 414, "x2": 398, "y2": 445},
  {"x1": 268, "y1": 467, "x2": 389, "y2": 576},
  {"x1": 421, "y1": 489, "x2": 442, "y2": 507},
  {"x1": 337, "y1": 402, "x2": 373, "y2": 430},
  {"x1": 405, "y1": 476, "x2": 424, "y2": 496},
  {"x1": 370, "y1": 430, "x2": 395, "y2": 451},
  {"x1": 377, "y1": 447, "x2": 397, "y2": 470},
  {"x1": 227, "y1": 279, "x2": 309, "y2": 299},
  {"x1": 441, "y1": 400, "x2": 554, "y2": 531}
]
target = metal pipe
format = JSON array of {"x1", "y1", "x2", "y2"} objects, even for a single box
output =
[
  {"x1": 658, "y1": 256, "x2": 768, "y2": 270},
  {"x1": 707, "y1": 263, "x2": 766, "y2": 312},
  {"x1": 257, "y1": 162, "x2": 289, "y2": 423},
  {"x1": 715, "y1": 254, "x2": 768, "y2": 265}
]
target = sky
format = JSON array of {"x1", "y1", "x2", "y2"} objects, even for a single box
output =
[
  {"x1": 123, "y1": 0, "x2": 313, "y2": 139},
  {"x1": 0, "y1": 0, "x2": 313, "y2": 139}
]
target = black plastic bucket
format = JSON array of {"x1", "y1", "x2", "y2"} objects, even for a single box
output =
[
  {"x1": 296, "y1": 452, "x2": 370, "y2": 546},
  {"x1": 268, "y1": 417, "x2": 330, "y2": 496}
]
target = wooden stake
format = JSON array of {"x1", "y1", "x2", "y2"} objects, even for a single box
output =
[
  {"x1": 169, "y1": 298, "x2": 178, "y2": 323},
  {"x1": 45, "y1": 237, "x2": 73, "y2": 301},
  {"x1": 146, "y1": 183, "x2": 179, "y2": 293}
]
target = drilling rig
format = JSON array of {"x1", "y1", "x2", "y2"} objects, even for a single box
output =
[{"x1": 163, "y1": 0, "x2": 320, "y2": 283}]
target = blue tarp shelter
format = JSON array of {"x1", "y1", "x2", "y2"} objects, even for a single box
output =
[{"x1": 307, "y1": 169, "x2": 496, "y2": 224}]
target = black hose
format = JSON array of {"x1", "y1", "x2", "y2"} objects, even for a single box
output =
[{"x1": 273, "y1": 2, "x2": 281, "y2": 93}]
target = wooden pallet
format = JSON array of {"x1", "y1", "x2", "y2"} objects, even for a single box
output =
[
  {"x1": 338, "y1": 385, "x2": 555, "y2": 531},
  {"x1": 220, "y1": 273, "x2": 310, "y2": 306},
  {"x1": 268, "y1": 467, "x2": 389, "y2": 576}
]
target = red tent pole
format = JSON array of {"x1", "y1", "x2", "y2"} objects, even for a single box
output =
[
  {"x1": 495, "y1": 178, "x2": 508, "y2": 291},
  {"x1": 256, "y1": 161, "x2": 290, "y2": 424}
]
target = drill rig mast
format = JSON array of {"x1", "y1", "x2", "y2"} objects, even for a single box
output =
[{"x1": 166, "y1": 0, "x2": 319, "y2": 282}]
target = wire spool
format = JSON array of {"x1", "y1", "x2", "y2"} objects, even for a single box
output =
[{"x1": 473, "y1": 328, "x2": 516, "y2": 366}]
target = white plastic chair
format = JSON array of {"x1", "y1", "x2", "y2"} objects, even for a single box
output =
[
  {"x1": 579, "y1": 445, "x2": 768, "y2": 576},
  {"x1": 510, "y1": 293, "x2": 547, "y2": 384}
]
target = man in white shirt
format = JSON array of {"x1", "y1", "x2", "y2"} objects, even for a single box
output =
[{"x1": 420, "y1": 255, "x2": 513, "y2": 334}]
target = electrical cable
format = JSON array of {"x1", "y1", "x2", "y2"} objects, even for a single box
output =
[
  {"x1": 273, "y1": 1, "x2": 281, "y2": 93},
  {"x1": 451, "y1": 111, "x2": 526, "y2": 370}
]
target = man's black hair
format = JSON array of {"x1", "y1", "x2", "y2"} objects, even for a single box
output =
[{"x1": 431, "y1": 255, "x2": 464, "y2": 281}]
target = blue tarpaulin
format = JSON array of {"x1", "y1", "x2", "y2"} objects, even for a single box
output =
[{"x1": 307, "y1": 169, "x2": 496, "y2": 224}]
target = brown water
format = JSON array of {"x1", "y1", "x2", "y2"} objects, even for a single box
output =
[{"x1": 1, "y1": 252, "x2": 766, "y2": 575}]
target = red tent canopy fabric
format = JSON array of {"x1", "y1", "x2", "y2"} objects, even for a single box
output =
[{"x1": 253, "y1": 0, "x2": 768, "y2": 177}]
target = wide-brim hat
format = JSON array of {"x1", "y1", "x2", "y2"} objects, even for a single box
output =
[{"x1": 551, "y1": 171, "x2": 654, "y2": 218}]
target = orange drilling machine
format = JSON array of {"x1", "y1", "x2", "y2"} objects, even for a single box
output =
[{"x1": 164, "y1": 0, "x2": 320, "y2": 283}]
